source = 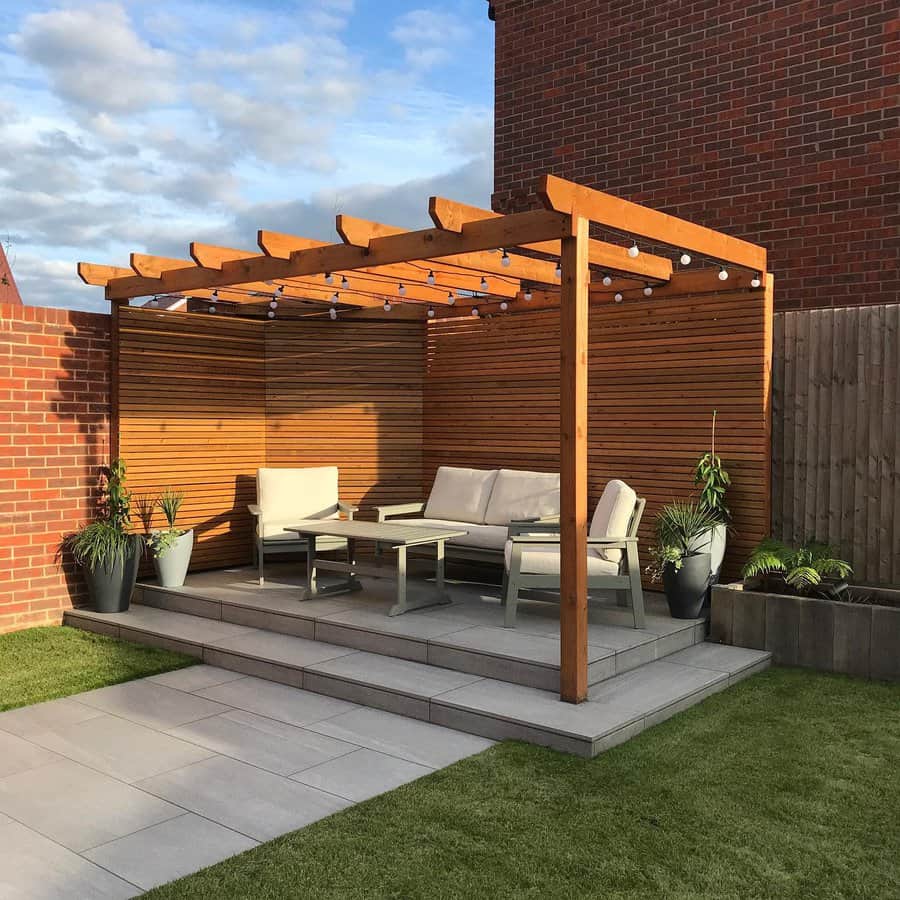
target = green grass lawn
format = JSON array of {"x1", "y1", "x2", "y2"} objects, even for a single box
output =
[
  {"x1": 144, "y1": 668, "x2": 900, "y2": 900},
  {"x1": 0, "y1": 625, "x2": 195, "y2": 711}
]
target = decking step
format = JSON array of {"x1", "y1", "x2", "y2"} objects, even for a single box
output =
[
  {"x1": 64, "y1": 605, "x2": 770, "y2": 757},
  {"x1": 132, "y1": 576, "x2": 706, "y2": 692}
]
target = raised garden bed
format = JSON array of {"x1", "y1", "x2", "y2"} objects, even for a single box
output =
[{"x1": 711, "y1": 583, "x2": 900, "y2": 682}]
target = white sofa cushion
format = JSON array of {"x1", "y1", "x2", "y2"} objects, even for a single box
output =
[
  {"x1": 424, "y1": 467, "x2": 498, "y2": 524},
  {"x1": 504, "y1": 541, "x2": 619, "y2": 577},
  {"x1": 484, "y1": 469, "x2": 560, "y2": 526},
  {"x1": 401, "y1": 518, "x2": 507, "y2": 551},
  {"x1": 589, "y1": 479, "x2": 637, "y2": 564},
  {"x1": 257, "y1": 467, "x2": 339, "y2": 524}
]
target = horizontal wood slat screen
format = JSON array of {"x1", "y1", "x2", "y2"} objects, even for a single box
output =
[
  {"x1": 772, "y1": 304, "x2": 900, "y2": 586},
  {"x1": 117, "y1": 307, "x2": 266, "y2": 569},
  {"x1": 424, "y1": 284, "x2": 774, "y2": 580},
  {"x1": 265, "y1": 320, "x2": 425, "y2": 515}
]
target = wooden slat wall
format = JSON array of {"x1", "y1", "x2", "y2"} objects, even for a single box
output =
[
  {"x1": 772, "y1": 305, "x2": 900, "y2": 586},
  {"x1": 265, "y1": 319, "x2": 425, "y2": 513},
  {"x1": 118, "y1": 308, "x2": 266, "y2": 569},
  {"x1": 424, "y1": 286, "x2": 773, "y2": 580}
]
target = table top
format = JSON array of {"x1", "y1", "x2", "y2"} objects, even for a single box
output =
[{"x1": 286, "y1": 519, "x2": 468, "y2": 547}]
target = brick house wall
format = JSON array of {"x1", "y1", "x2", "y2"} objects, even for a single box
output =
[
  {"x1": 488, "y1": 0, "x2": 899, "y2": 310},
  {"x1": 0, "y1": 303, "x2": 110, "y2": 633},
  {"x1": 0, "y1": 246, "x2": 23, "y2": 306}
]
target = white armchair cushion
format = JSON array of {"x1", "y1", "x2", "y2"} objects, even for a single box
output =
[
  {"x1": 256, "y1": 467, "x2": 340, "y2": 525},
  {"x1": 484, "y1": 469, "x2": 560, "y2": 525},
  {"x1": 589, "y1": 479, "x2": 637, "y2": 564},
  {"x1": 424, "y1": 466, "x2": 498, "y2": 524},
  {"x1": 504, "y1": 541, "x2": 619, "y2": 576}
]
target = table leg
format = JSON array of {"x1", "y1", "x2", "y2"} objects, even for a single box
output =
[
  {"x1": 435, "y1": 539, "x2": 448, "y2": 601},
  {"x1": 346, "y1": 538, "x2": 357, "y2": 591},
  {"x1": 388, "y1": 545, "x2": 408, "y2": 616},
  {"x1": 303, "y1": 534, "x2": 317, "y2": 601}
]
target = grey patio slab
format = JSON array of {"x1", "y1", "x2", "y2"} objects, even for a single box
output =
[
  {"x1": 0, "y1": 819, "x2": 137, "y2": 900},
  {"x1": 305, "y1": 706, "x2": 494, "y2": 768},
  {"x1": 83, "y1": 813, "x2": 258, "y2": 891},
  {"x1": 148, "y1": 664, "x2": 248, "y2": 693},
  {"x1": 193, "y1": 675, "x2": 359, "y2": 726},
  {"x1": 291, "y1": 748, "x2": 433, "y2": 803},
  {"x1": 0, "y1": 730, "x2": 62, "y2": 778},
  {"x1": 207, "y1": 629, "x2": 357, "y2": 668},
  {"x1": 0, "y1": 759, "x2": 181, "y2": 852},
  {"x1": 168, "y1": 709, "x2": 358, "y2": 776},
  {"x1": 306, "y1": 650, "x2": 484, "y2": 699},
  {"x1": 665, "y1": 642, "x2": 772, "y2": 675},
  {"x1": 0, "y1": 697, "x2": 105, "y2": 738},
  {"x1": 28, "y1": 714, "x2": 216, "y2": 783},
  {"x1": 318, "y1": 604, "x2": 473, "y2": 640},
  {"x1": 82, "y1": 604, "x2": 254, "y2": 645},
  {"x1": 587, "y1": 660, "x2": 727, "y2": 713},
  {"x1": 137, "y1": 755, "x2": 351, "y2": 842},
  {"x1": 76, "y1": 681, "x2": 232, "y2": 731}
]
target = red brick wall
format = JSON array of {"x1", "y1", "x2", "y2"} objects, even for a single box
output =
[
  {"x1": 489, "y1": 0, "x2": 899, "y2": 310},
  {"x1": 0, "y1": 303, "x2": 111, "y2": 633}
]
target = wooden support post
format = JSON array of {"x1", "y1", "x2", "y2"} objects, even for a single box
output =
[
  {"x1": 559, "y1": 216, "x2": 590, "y2": 703},
  {"x1": 109, "y1": 299, "x2": 125, "y2": 461}
]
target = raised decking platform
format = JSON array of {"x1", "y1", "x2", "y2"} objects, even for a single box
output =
[{"x1": 65, "y1": 564, "x2": 770, "y2": 757}]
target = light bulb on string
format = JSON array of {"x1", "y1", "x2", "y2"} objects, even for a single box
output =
[
  {"x1": 499, "y1": 300, "x2": 508, "y2": 311},
  {"x1": 501, "y1": 250, "x2": 510, "y2": 267},
  {"x1": 329, "y1": 308, "x2": 337, "y2": 320},
  {"x1": 718, "y1": 266, "x2": 729, "y2": 281},
  {"x1": 555, "y1": 262, "x2": 562, "y2": 279},
  {"x1": 602, "y1": 274, "x2": 613, "y2": 287},
  {"x1": 447, "y1": 292, "x2": 456, "y2": 306},
  {"x1": 614, "y1": 292, "x2": 624, "y2": 303},
  {"x1": 341, "y1": 275, "x2": 349, "y2": 290},
  {"x1": 150, "y1": 296, "x2": 159, "y2": 307},
  {"x1": 383, "y1": 300, "x2": 392, "y2": 312},
  {"x1": 331, "y1": 292, "x2": 339, "y2": 305},
  {"x1": 751, "y1": 273, "x2": 762, "y2": 288},
  {"x1": 628, "y1": 242, "x2": 640, "y2": 258},
  {"x1": 680, "y1": 251, "x2": 691, "y2": 266},
  {"x1": 427, "y1": 306, "x2": 435, "y2": 318},
  {"x1": 398, "y1": 283, "x2": 406, "y2": 296},
  {"x1": 267, "y1": 310, "x2": 275, "y2": 319},
  {"x1": 325, "y1": 273, "x2": 334, "y2": 285},
  {"x1": 427, "y1": 270, "x2": 435, "y2": 285},
  {"x1": 524, "y1": 287, "x2": 533, "y2": 302},
  {"x1": 480, "y1": 275, "x2": 489, "y2": 292},
  {"x1": 471, "y1": 307, "x2": 480, "y2": 317},
  {"x1": 269, "y1": 299, "x2": 278, "y2": 309},
  {"x1": 643, "y1": 284, "x2": 653, "y2": 297}
]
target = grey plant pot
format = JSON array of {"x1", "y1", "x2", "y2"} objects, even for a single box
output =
[
  {"x1": 152, "y1": 530, "x2": 194, "y2": 588},
  {"x1": 83, "y1": 535, "x2": 142, "y2": 614},
  {"x1": 663, "y1": 552, "x2": 712, "y2": 619}
]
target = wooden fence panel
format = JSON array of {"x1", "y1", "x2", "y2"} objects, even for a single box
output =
[{"x1": 772, "y1": 305, "x2": 900, "y2": 586}]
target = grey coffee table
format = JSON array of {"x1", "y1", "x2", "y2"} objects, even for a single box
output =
[{"x1": 286, "y1": 520, "x2": 468, "y2": 616}]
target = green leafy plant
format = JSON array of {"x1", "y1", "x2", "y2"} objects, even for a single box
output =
[
  {"x1": 694, "y1": 409, "x2": 731, "y2": 523},
  {"x1": 647, "y1": 500, "x2": 719, "y2": 580},
  {"x1": 145, "y1": 488, "x2": 187, "y2": 560},
  {"x1": 157, "y1": 488, "x2": 184, "y2": 529},
  {"x1": 742, "y1": 538, "x2": 852, "y2": 596},
  {"x1": 101, "y1": 459, "x2": 131, "y2": 530}
]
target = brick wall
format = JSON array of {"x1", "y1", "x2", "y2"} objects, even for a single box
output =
[
  {"x1": 489, "y1": 0, "x2": 899, "y2": 310},
  {"x1": 0, "y1": 303, "x2": 111, "y2": 633}
]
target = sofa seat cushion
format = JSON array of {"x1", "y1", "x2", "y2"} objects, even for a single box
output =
[
  {"x1": 484, "y1": 469, "x2": 560, "y2": 526},
  {"x1": 401, "y1": 519, "x2": 507, "y2": 551},
  {"x1": 504, "y1": 541, "x2": 619, "y2": 576},
  {"x1": 589, "y1": 479, "x2": 638, "y2": 564},
  {"x1": 257, "y1": 467, "x2": 340, "y2": 522},
  {"x1": 424, "y1": 467, "x2": 498, "y2": 523}
]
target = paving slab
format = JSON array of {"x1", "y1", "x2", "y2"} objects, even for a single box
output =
[
  {"x1": 90, "y1": 604, "x2": 254, "y2": 644},
  {"x1": 587, "y1": 660, "x2": 726, "y2": 713},
  {"x1": 168, "y1": 709, "x2": 358, "y2": 775},
  {"x1": 292, "y1": 748, "x2": 433, "y2": 802},
  {"x1": 137, "y1": 755, "x2": 351, "y2": 842},
  {"x1": 148, "y1": 664, "x2": 248, "y2": 693},
  {"x1": 208, "y1": 629, "x2": 357, "y2": 668},
  {"x1": 0, "y1": 730, "x2": 62, "y2": 778},
  {"x1": 665, "y1": 642, "x2": 771, "y2": 676},
  {"x1": 194, "y1": 675, "x2": 359, "y2": 726},
  {"x1": 83, "y1": 813, "x2": 258, "y2": 891},
  {"x1": 76, "y1": 681, "x2": 232, "y2": 731},
  {"x1": 0, "y1": 697, "x2": 105, "y2": 737},
  {"x1": 0, "y1": 759, "x2": 181, "y2": 852},
  {"x1": 0, "y1": 819, "x2": 137, "y2": 900}
]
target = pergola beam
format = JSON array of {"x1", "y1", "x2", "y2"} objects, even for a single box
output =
[
  {"x1": 429, "y1": 197, "x2": 673, "y2": 283},
  {"x1": 539, "y1": 174, "x2": 767, "y2": 273}
]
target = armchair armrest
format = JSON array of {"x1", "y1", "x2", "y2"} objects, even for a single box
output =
[
  {"x1": 337, "y1": 500, "x2": 358, "y2": 520},
  {"x1": 248, "y1": 504, "x2": 262, "y2": 517},
  {"x1": 375, "y1": 502, "x2": 426, "y2": 523}
]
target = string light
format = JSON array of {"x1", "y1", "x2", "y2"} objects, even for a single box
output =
[
  {"x1": 398, "y1": 283, "x2": 406, "y2": 296},
  {"x1": 269, "y1": 299, "x2": 278, "y2": 309},
  {"x1": 427, "y1": 306, "x2": 435, "y2": 318},
  {"x1": 427, "y1": 270, "x2": 435, "y2": 285},
  {"x1": 614, "y1": 292, "x2": 624, "y2": 303},
  {"x1": 470, "y1": 307, "x2": 480, "y2": 317},
  {"x1": 499, "y1": 300, "x2": 508, "y2": 311},
  {"x1": 555, "y1": 262, "x2": 562, "y2": 279},
  {"x1": 325, "y1": 273, "x2": 334, "y2": 285},
  {"x1": 331, "y1": 292, "x2": 339, "y2": 304},
  {"x1": 524, "y1": 286, "x2": 533, "y2": 302},
  {"x1": 150, "y1": 296, "x2": 159, "y2": 306},
  {"x1": 341, "y1": 275, "x2": 349, "y2": 290},
  {"x1": 680, "y1": 251, "x2": 692, "y2": 266},
  {"x1": 602, "y1": 274, "x2": 613, "y2": 287},
  {"x1": 480, "y1": 275, "x2": 489, "y2": 291},
  {"x1": 447, "y1": 291, "x2": 456, "y2": 305},
  {"x1": 267, "y1": 310, "x2": 275, "y2": 319},
  {"x1": 209, "y1": 290, "x2": 218, "y2": 314},
  {"x1": 383, "y1": 300, "x2": 392, "y2": 312},
  {"x1": 501, "y1": 249, "x2": 510, "y2": 267},
  {"x1": 643, "y1": 284, "x2": 653, "y2": 297},
  {"x1": 628, "y1": 242, "x2": 640, "y2": 258},
  {"x1": 329, "y1": 308, "x2": 337, "y2": 320},
  {"x1": 750, "y1": 273, "x2": 762, "y2": 288},
  {"x1": 718, "y1": 266, "x2": 729, "y2": 281}
]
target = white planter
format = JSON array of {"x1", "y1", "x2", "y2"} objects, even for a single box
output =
[
  {"x1": 689, "y1": 523, "x2": 728, "y2": 584},
  {"x1": 152, "y1": 529, "x2": 194, "y2": 588}
]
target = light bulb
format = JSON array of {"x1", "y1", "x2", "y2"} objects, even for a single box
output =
[
  {"x1": 383, "y1": 300, "x2": 392, "y2": 312},
  {"x1": 269, "y1": 299, "x2": 278, "y2": 309},
  {"x1": 427, "y1": 306, "x2": 435, "y2": 318},
  {"x1": 614, "y1": 292, "x2": 623, "y2": 303},
  {"x1": 480, "y1": 276, "x2": 488, "y2": 291},
  {"x1": 267, "y1": 310, "x2": 275, "y2": 318},
  {"x1": 751, "y1": 274, "x2": 762, "y2": 288},
  {"x1": 447, "y1": 292, "x2": 456, "y2": 306},
  {"x1": 602, "y1": 274, "x2": 613, "y2": 287},
  {"x1": 208, "y1": 305, "x2": 216, "y2": 314},
  {"x1": 331, "y1": 292, "x2": 339, "y2": 305},
  {"x1": 329, "y1": 308, "x2": 337, "y2": 320},
  {"x1": 628, "y1": 242, "x2": 640, "y2": 258},
  {"x1": 325, "y1": 273, "x2": 333, "y2": 285},
  {"x1": 680, "y1": 251, "x2": 691, "y2": 266},
  {"x1": 718, "y1": 266, "x2": 729, "y2": 281},
  {"x1": 150, "y1": 296, "x2": 159, "y2": 306},
  {"x1": 555, "y1": 262, "x2": 562, "y2": 279},
  {"x1": 643, "y1": 285, "x2": 653, "y2": 297},
  {"x1": 501, "y1": 250, "x2": 510, "y2": 267},
  {"x1": 524, "y1": 289, "x2": 533, "y2": 302},
  {"x1": 398, "y1": 283, "x2": 406, "y2": 296},
  {"x1": 499, "y1": 300, "x2": 508, "y2": 311},
  {"x1": 471, "y1": 307, "x2": 479, "y2": 317},
  {"x1": 341, "y1": 275, "x2": 349, "y2": 290},
  {"x1": 427, "y1": 270, "x2": 435, "y2": 285}
]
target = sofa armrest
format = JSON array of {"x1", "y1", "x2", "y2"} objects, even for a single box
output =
[
  {"x1": 248, "y1": 504, "x2": 262, "y2": 517},
  {"x1": 375, "y1": 502, "x2": 426, "y2": 522},
  {"x1": 507, "y1": 520, "x2": 561, "y2": 537},
  {"x1": 586, "y1": 535, "x2": 637, "y2": 551},
  {"x1": 337, "y1": 501, "x2": 358, "y2": 520}
]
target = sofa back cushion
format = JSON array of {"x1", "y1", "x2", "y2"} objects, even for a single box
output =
[
  {"x1": 589, "y1": 479, "x2": 637, "y2": 564},
  {"x1": 257, "y1": 467, "x2": 339, "y2": 523},
  {"x1": 424, "y1": 467, "x2": 498, "y2": 524},
  {"x1": 484, "y1": 469, "x2": 560, "y2": 525}
]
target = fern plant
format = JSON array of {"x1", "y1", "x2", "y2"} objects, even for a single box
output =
[
  {"x1": 694, "y1": 409, "x2": 731, "y2": 523},
  {"x1": 742, "y1": 538, "x2": 852, "y2": 596}
]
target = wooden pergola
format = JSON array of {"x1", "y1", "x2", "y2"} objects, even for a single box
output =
[{"x1": 78, "y1": 174, "x2": 768, "y2": 703}]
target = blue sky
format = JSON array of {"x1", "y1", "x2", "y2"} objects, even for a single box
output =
[{"x1": 0, "y1": 0, "x2": 494, "y2": 309}]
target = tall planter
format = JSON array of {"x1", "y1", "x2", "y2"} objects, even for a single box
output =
[
  {"x1": 690, "y1": 523, "x2": 728, "y2": 584},
  {"x1": 152, "y1": 530, "x2": 194, "y2": 588},
  {"x1": 663, "y1": 552, "x2": 711, "y2": 619},
  {"x1": 83, "y1": 534, "x2": 142, "y2": 613}
]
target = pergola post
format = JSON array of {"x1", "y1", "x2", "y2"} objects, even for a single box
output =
[{"x1": 559, "y1": 215, "x2": 590, "y2": 703}]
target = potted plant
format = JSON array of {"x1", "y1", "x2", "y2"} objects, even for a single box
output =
[
  {"x1": 692, "y1": 409, "x2": 731, "y2": 585},
  {"x1": 67, "y1": 459, "x2": 142, "y2": 613},
  {"x1": 146, "y1": 488, "x2": 193, "y2": 588},
  {"x1": 649, "y1": 500, "x2": 720, "y2": 618}
]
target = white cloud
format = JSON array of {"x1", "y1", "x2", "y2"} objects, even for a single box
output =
[{"x1": 391, "y1": 9, "x2": 470, "y2": 70}]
